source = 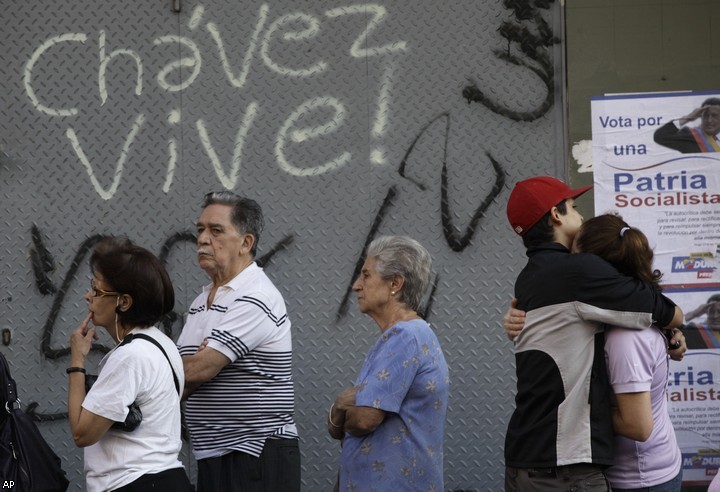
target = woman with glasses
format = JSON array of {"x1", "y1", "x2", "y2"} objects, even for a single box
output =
[{"x1": 67, "y1": 237, "x2": 191, "y2": 491}]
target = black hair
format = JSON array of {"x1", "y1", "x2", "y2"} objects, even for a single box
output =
[
  {"x1": 701, "y1": 97, "x2": 720, "y2": 107},
  {"x1": 522, "y1": 200, "x2": 568, "y2": 249},
  {"x1": 202, "y1": 191, "x2": 265, "y2": 257}
]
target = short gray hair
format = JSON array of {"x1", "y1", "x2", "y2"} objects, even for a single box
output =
[
  {"x1": 366, "y1": 236, "x2": 432, "y2": 312},
  {"x1": 201, "y1": 191, "x2": 264, "y2": 257}
]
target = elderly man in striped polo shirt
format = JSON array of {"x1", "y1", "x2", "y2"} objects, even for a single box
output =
[{"x1": 178, "y1": 191, "x2": 300, "y2": 491}]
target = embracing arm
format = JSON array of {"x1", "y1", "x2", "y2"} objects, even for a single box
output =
[
  {"x1": 503, "y1": 298, "x2": 525, "y2": 341},
  {"x1": 666, "y1": 327, "x2": 687, "y2": 361},
  {"x1": 662, "y1": 305, "x2": 684, "y2": 330},
  {"x1": 612, "y1": 392, "x2": 653, "y2": 441}
]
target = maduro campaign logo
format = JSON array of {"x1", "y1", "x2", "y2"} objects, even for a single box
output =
[
  {"x1": 683, "y1": 453, "x2": 720, "y2": 469},
  {"x1": 672, "y1": 256, "x2": 717, "y2": 276}
]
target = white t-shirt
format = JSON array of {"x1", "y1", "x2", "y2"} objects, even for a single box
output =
[{"x1": 82, "y1": 326, "x2": 185, "y2": 491}]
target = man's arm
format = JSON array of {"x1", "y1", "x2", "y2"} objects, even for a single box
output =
[
  {"x1": 502, "y1": 298, "x2": 525, "y2": 341},
  {"x1": 503, "y1": 302, "x2": 687, "y2": 361},
  {"x1": 653, "y1": 120, "x2": 698, "y2": 153},
  {"x1": 653, "y1": 302, "x2": 686, "y2": 358},
  {"x1": 666, "y1": 328, "x2": 687, "y2": 361},
  {"x1": 180, "y1": 291, "x2": 285, "y2": 398},
  {"x1": 685, "y1": 302, "x2": 710, "y2": 321},
  {"x1": 182, "y1": 347, "x2": 230, "y2": 399},
  {"x1": 663, "y1": 305, "x2": 684, "y2": 330},
  {"x1": 678, "y1": 107, "x2": 706, "y2": 126},
  {"x1": 574, "y1": 255, "x2": 681, "y2": 331}
]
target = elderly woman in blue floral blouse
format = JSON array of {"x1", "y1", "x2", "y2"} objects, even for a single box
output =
[{"x1": 328, "y1": 236, "x2": 450, "y2": 491}]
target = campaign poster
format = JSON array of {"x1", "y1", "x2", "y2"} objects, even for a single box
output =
[
  {"x1": 591, "y1": 90, "x2": 720, "y2": 485},
  {"x1": 668, "y1": 350, "x2": 720, "y2": 484}
]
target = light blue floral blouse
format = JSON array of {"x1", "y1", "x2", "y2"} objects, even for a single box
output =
[{"x1": 339, "y1": 319, "x2": 450, "y2": 492}]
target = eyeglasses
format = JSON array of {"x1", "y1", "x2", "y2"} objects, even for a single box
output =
[{"x1": 90, "y1": 280, "x2": 122, "y2": 298}]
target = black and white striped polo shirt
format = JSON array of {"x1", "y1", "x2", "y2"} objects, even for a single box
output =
[{"x1": 177, "y1": 263, "x2": 297, "y2": 459}]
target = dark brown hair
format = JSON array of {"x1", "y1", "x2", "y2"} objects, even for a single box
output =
[
  {"x1": 575, "y1": 213, "x2": 662, "y2": 289},
  {"x1": 522, "y1": 200, "x2": 569, "y2": 249},
  {"x1": 90, "y1": 237, "x2": 175, "y2": 328}
]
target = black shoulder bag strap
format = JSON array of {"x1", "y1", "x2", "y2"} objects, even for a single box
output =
[
  {"x1": 1, "y1": 350, "x2": 19, "y2": 412},
  {"x1": 120, "y1": 333, "x2": 181, "y2": 395}
]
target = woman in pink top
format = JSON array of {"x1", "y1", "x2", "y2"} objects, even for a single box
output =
[{"x1": 574, "y1": 214, "x2": 682, "y2": 492}]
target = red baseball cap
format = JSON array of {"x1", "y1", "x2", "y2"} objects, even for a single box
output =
[{"x1": 507, "y1": 176, "x2": 593, "y2": 236}]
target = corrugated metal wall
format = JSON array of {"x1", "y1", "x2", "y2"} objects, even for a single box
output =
[{"x1": 0, "y1": 1, "x2": 565, "y2": 489}]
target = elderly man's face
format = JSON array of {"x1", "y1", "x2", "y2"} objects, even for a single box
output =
[
  {"x1": 196, "y1": 204, "x2": 248, "y2": 280},
  {"x1": 700, "y1": 105, "x2": 720, "y2": 136}
]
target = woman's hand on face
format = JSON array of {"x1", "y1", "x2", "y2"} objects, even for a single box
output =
[{"x1": 70, "y1": 313, "x2": 96, "y2": 365}]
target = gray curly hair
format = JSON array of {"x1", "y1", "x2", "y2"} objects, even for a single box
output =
[{"x1": 366, "y1": 236, "x2": 432, "y2": 312}]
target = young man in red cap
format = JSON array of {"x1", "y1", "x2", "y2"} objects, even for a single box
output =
[{"x1": 502, "y1": 176, "x2": 684, "y2": 491}]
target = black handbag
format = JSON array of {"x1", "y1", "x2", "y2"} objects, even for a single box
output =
[
  {"x1": 85, "y1": 333, "x2": 180, "y2": 433},
  {"x1": 84, "y1": 374, "x2": 143, "y2": 432},
  {"x1": 0, "y1": 351, "x2": 70, "y2": 491}
]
